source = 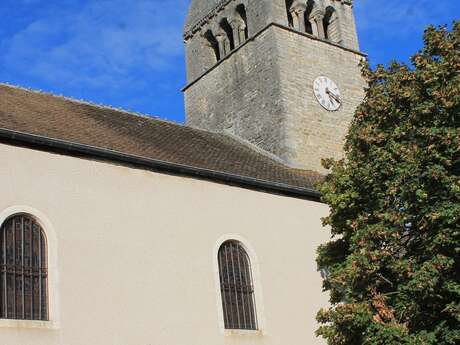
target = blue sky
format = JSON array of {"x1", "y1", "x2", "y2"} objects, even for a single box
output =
[{"x1": 0, "y1": 0, "x2": 457, "y2": 123}]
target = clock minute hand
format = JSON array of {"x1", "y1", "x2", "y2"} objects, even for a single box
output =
[{"x1": 326, "y1": 88, "x2": 341, "y2": 104}]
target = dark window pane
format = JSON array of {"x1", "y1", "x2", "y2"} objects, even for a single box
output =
[
  {"x1": 40, "y1": 233, "x2": 47, "y2": 269},
  {"x1": 7, "y1": 273, "x2": 14, "y2": 318},
  {"x1": 6, "y1": 223, "x2": 14, "y2": 266},
  {"x1": 41, "y1": 276, "x2": 48, "y2": 320},
  {"x1": 24, "y1": 275, "x2": 32, "y2": 320},
  {"x1": 15, "y1": 275, "x2": 23, "y2": 319},
  {"x1": 32, "y1": 224, "x2": 40, "y2": 268},
  {"x1": 33, "y1": 276, "x2": 40, "y2": 320},
  {"x1": 24, "y1": 221, "x2": 31, "y2": 268}
]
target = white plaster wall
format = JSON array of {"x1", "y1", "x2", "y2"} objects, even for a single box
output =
[{"x1": 0, "y1": 143, "x2": 330, "y2": 345}]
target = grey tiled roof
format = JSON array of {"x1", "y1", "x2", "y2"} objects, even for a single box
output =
[{"x1": 0, "y1": 84, "x2": 323, "y2": 192}]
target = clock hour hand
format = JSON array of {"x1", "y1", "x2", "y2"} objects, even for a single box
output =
[{"x1": 326, "y1": 88, "x2": 341, "y2": 104}]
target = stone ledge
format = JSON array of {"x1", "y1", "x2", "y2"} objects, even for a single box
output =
[
  {"x1": 0, "y1": 319, "x2": 59, "y2": 330},
  {"x1": 223, "y1": 329, "x2": 264, "y2": 337}
]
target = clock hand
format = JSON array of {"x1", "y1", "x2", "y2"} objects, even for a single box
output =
[{"x1": 326, "y1": 88, "x2": 341, "y2": 104}]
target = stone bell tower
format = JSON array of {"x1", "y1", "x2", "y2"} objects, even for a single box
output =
[{"x1": 183, "y1": 0, "x2": 366, "y2": 172}]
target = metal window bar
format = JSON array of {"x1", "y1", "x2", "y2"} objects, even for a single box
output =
[
  {"x1": 0, "y1": 215, "x2": 48, "y2": 320},
  {"x1": 218, "y1": 241, "x2": 257, "y2": 330}
]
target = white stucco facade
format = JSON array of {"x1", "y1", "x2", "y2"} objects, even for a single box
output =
[{"x1": 0, "y1": 143, "x2": 330, "y2": 345}]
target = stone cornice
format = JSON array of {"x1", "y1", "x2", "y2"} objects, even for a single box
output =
[
  {"x1": 184, "y1": 0, "x2": 353, "y2": 40},
  {"x1": 184, "y1": 0, "x2": 236, "y2": 40}
]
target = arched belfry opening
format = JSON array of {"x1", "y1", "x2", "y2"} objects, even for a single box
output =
[
  {"x1": 306, "y1": 0, "x2": 326, "y2": 39},
  {"x1": 285, "y1": 0, "x2": 340, "y2": 40},
  {"x1": 192, "y1": 1, "x2": 251, "y2": 72},
  {"x1": 203, "y1": 30, "x2": 221, "y2": 62},
  {"x1": 235, "y1": 4, "x2": 248, "y2": 42},
  {"x1": 323, "y1": 6, "x2": 341, "y2": 43},
  {"x1": 304, "y1": 0, "x2": 314, "y2": 34},
  {"x1": 220, "y1": 18, "x2": 235, "y2": 55},
  {"x1": 285, "y1": 0, "x2": 294, "y2": 27},
  {"x1": 286, "y1": 0, "x2": 309, "y2": 32},
  {"x1": 285, "y1": 0, "x2": 317, "y2": 35}
]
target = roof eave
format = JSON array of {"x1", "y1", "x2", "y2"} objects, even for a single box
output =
[{"x1": 0, "y1": 128, "x2": 322, "y2": 201}]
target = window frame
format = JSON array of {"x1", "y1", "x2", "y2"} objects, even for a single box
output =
[
  {"x1": 213, "y1": 234, "x2": 265, "y2": 336},
  {"x1": 0, "y1": 206, "x2": 59, "y2": 330},
  {"x1": 0, "y1": 214, "x2": 49, "y2": 321}
]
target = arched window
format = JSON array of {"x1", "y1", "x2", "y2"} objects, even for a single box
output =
[
  {"x1": 204, "y1": 30, "x2": 221, "y2": 62},
  {"x1": 235, "y1": 4, "x2": 248, "y2": 41},
  {"x1": 304, "y1": 0, "x2": 315, "y2": 34},
  {"x1": 0, "y1": 214, "x2": 48, "y2": 320},
  {"x1": 218, "y1": 240, "x2": 257, "y2": 330},
  {"x1": 285, "y1": 0, "x2": 294, "y2": 27},
  {"x1": 286, "y1": 0, "x2": 314, "y2": 35},
  {"x1": 220, "y1": 18, "x2": 235, "y2": 55}
]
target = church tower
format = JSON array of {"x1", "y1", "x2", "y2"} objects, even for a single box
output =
[{"x1": 183, "y1": 0, "x2": 366, "y2": 172}]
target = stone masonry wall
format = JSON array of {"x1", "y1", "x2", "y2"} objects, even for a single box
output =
[
  {"x1": 185, "y1": 25, "x2": 365, "y2": 172},
  {"x1": 184, "y1": 0, "x2": 364, "y2": 172},
  {"x1": 185, "y1": 27, "x2": 287, "y2": 157},
  {"x1": 185, "y1": 0, "x2": 359, "y2": 82},
  {"x1": 185, "y1": 0, "x2": 276, "y2": 83},
  {"x1": 275, "y1": 26, "x2": 366, "y2": 171}
]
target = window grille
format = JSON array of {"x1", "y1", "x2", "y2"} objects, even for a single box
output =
[
  {"x1": 0, "y1": 214, "x2": 48, "y2": 320},
  {"x1": 218, "y1": 241, "x2": 257, "y2": 330}
]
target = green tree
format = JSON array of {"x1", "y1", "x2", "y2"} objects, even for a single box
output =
[{"x1": 316, "y1": 23, "x2": 460, "y2": 345}]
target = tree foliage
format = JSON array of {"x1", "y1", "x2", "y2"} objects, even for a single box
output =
[{"x1": 316, "y1": 23, "x2": 460, "y2": 345}]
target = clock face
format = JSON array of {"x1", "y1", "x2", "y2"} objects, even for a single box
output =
[{"x1": 313, "y1": 76, "x2": 341, "y2": 111}]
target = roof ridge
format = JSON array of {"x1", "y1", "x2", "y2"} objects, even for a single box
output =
[
  {"x1": 0, "y1": 82, "x2": 265, "y2": 141},
  {"x1": 0, "y1": 82, "x2": 286, "y2": 144},
  {"x1": 0, "y1": 82, "x2": 181, "y2": 127}
]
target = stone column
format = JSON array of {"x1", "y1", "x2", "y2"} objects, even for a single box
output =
[
  {"x1": 224, "y1": 37, "x2": 231, "y2": 55},
  {"x1": 290, "y1": 9, "x2": 299, "y2": 30},
  {"x1": 310, "y1": 8, "x2": 325, "y2": 39},
  {"x1": 289, "y1": 1, "x2": 307, "y2": 32},
  {"x1": 230, "y1": 17, "x2": 246, "y2": 47},
  {"x1": 297, "y1": 8, "x2": 306, "y2": 32},
  {"x1": 215, "y1": 32, "x2": 227, "y2": 58},
  {"x1": 238, "y1": 24, "x2": 247, "y2": 45},
  {"x1": 315, "y1": 15, "x2": 326, "y2": 39}
]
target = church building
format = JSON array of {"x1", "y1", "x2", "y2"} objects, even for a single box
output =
[{"x1": 0, "y1": 1, "x2": 366, "y2": 344}]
